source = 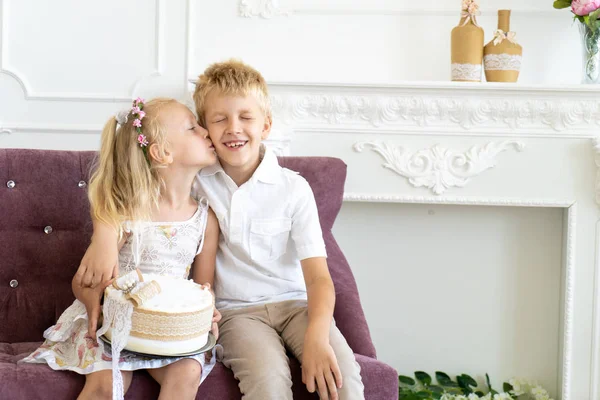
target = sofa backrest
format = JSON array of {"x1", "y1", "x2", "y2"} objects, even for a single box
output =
[{"x1": 0, "y1": 149, "x2": 376, "y2": 358}]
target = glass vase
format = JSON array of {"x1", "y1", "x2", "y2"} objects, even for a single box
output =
[{"x1": 578, "y1": 20, "x2": 600, "y2": 84}]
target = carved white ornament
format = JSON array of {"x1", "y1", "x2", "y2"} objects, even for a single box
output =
[
  {"x1": 270, "y1": 91, "x2": 600, "y2": 133},
  {"x1": 239, "y1": 0, "x2": 289, "y2": 18},
  {"x1": 354, "y1": 140, "x2": 525, "y2": 195}
]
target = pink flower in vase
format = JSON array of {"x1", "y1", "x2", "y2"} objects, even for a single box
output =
[{"x1": 572, "y1": 0, "x2": 600, "y2": 16}]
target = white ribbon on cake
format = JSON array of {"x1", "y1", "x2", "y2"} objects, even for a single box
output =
[
  {"x1": 97, "y1": 269, "x2": 161, "y2": 400},
  {"x1": 96, "y1": 294, "x2": 134, "y2": 400}
]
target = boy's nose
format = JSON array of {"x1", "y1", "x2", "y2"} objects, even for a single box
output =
[{"x1": 225, "y1": 119, "x2": 241, "y2": 134}]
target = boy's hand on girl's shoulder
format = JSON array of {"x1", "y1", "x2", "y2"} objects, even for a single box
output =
[
  {"x1": 74, "y1": 238, "x2": 118, "y2": 289},
  {"x1": 302, "y1": 330, "x2": 343, "y2": 400}
]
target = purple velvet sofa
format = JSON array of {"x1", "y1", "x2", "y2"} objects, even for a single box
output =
[{"x1": 0, "y1": 149, "x2": 398, "y2": 399}]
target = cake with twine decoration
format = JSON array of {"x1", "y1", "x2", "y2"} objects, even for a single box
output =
[{"x1": 103, "y1": 269, "x2": 214, "y2": 356}]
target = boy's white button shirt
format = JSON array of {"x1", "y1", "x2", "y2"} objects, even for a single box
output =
[{"x1": 193, "y1": 146, "x2": 327, "y2": 310}]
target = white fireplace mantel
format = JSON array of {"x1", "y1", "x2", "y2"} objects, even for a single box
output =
[{"x1": 254, "y1": 81, "x2": 600, "y2": 400}]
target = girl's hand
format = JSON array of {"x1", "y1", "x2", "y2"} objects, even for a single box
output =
[
  {"x1": 74, "y1": 223, "x2": 121, "y2": 289},
  {"x1": 211, "y1": 308, "x2": 222, "y2": 339},
  {"x1": 79, "y1": 279, "x2": 113, "y2": 338}
]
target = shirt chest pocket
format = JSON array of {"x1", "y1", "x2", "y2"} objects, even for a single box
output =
[{"x1": 250, "y1": 218, "x2": 292, "y2": 263}]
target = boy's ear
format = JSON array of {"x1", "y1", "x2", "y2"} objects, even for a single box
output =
[
  {"x1": 261, "y1": 114, "x2": 272, "y2": 140},
  {"x1": 149, "y1": 144, "x2": 173, "y2": 165}
]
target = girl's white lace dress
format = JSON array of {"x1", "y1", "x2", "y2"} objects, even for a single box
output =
[{"x1": 21, "y1": 199, "x2": 217, "y2": 388}]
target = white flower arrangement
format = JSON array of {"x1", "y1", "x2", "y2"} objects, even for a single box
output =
[{"x1": 398, "y1": 372, "x2": 554, "y2": 400}]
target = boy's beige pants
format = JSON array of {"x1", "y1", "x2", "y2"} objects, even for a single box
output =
[{"x1": 217, "y1": 299, "x2": 365, "y2": 399}]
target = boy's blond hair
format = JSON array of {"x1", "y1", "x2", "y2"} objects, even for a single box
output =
[
  {"x1": 193, "y1": 59, "x2": 271, "y2": 125},
  {"x1": 88, "y1": 98, "x2": 178, "y2": 237}
]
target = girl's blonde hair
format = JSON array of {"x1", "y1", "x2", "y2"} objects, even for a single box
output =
[
  {"x1": 193, "y1": 59, "x2": 271, "y2": 126},
  {"x1": 88, "y1": 98, "x2": 178, "y2": 236}
]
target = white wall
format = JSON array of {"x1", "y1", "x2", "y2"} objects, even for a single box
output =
[
  {"x1": 0, "y1": 0, "x2": 583, "y2": 150},
  {"x1": 1, "y1": 1, "x2": 592, "y2": 398}
]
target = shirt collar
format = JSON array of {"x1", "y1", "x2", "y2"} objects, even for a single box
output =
[
  {"x1": 199, "y1": 144, "x2": 281, "y2": 184},
  {"x1": 252, "y1": 144, "x2": 281, "y2": 184}
]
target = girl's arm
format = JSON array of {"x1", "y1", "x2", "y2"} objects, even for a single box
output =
[
  {"x1": 73, "y1": 219, "x2": 120, "y2": 288},
  {"x1": 192, "y1": 207, "x2": 218, "y2": 289},
  {"x1": 191, "y1": 208, "x2": 221, "y2": 337},
  {"x1": 72, "y1": 233, "x2": 128, "y2": 338}
]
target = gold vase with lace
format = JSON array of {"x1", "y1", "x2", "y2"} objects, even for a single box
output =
[
  {"x1": 450, "y1": 0, "x2": 484, "y2": 82},
  {"x1": 483, "y1": 10, "x2": 523, "y2": 82}
]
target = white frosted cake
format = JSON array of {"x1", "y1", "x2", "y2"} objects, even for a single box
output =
[{"x1": 103, "y1": 272, "x2": 213, "y2": 356}]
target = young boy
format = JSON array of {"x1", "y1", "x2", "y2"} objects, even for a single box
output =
[{"x1": 76, "y1": 60, "x2": 365, "y2": 399}]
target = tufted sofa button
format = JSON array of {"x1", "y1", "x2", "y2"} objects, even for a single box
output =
[
  {"x1": 9, "y1": 279, "x2": 18, "y2": 288},
  {"x1": 7, "y1": 180, "x2": 15, "y2": 188},
  {"x1": 78, "y1": 180, "x2": 87, "y2": 188},
  {"x1": 44, "y1": 226, "x2": 53, "y2": 234}
]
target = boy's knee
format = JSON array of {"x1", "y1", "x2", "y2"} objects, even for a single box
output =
[
  {"x1": 335, "y1": 357, "x2": 364, "y2": 399},
  {"x1": 239, "y1": 369, "x2": 293, "y2": 400}
]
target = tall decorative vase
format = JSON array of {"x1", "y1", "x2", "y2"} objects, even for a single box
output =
[
  {"x1": 450, "y1": 0, "x2": 484, "y2": 82},
  {"x1": 483, "y1": 10, "x2": 522, "y2": 82},
  {"x1": 578, "y1": 21, "x2": 600, "y2": 84}
]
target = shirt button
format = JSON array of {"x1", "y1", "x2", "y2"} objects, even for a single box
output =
[
  {"x1": 9, "y1": 279, "x2": 18, "y2": 288},
  {"x1": 6, "y1": 180, "x2": 15, "y2": 189},
  {"x1": 78, "y1": 180, "x2": 87, "y2": 188},
  {"x1": 44, "y1": 226, "x2": 53, "y2": 234}
]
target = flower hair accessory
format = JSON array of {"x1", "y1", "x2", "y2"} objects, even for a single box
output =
[
  {"x1": 115, "y1": 110, "x2": 129, "y2": 125},
  {"x1": 460, "y1": 0, "x2": 481, "y2": 27},
  {"x1": 130, "y1": 97, "x2": 150, "y2": 162}
]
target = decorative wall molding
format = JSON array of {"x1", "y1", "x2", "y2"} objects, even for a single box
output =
[
  {"x1": 264, "y1": 129, "x2": 292, "y2": 156},
  {"x1": 594, "y1": 137, "x2": 600, "y2": 206},
  {"x1": 239, "y1": 0, "x2": 289, "y2": 18},
  {"x1": 268, "y1": 82, "x2": 600, "y2": 134},
  {"x1": 0, "y1": 123, "x2": 100, "y2": 135},
  {"x1": 0, "y1": 0, "x2": 165, "y2": 102},
  {"x1": 354, "y1": 140, "x2": 525, "y2": 195},
  {"x1": 562, "y1": 204, "x2": 577, "y2": 399},
  {"x1": 237, "y1": 0, "x2": 559, "y2": 18},
  {"x1": 342, "y1": 193, "x2": 575, "y2": 208},
  {"x1": 592, "y1": 221, "x2": 600, "y2": 400}
]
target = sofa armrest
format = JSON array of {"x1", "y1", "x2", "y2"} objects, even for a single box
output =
[
  {"x1": 355, "y1": 354, "x2": 398, "y2": 400},
  {"x1": 325, "y1": 232, "x2": 377, "y2": 359}
]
